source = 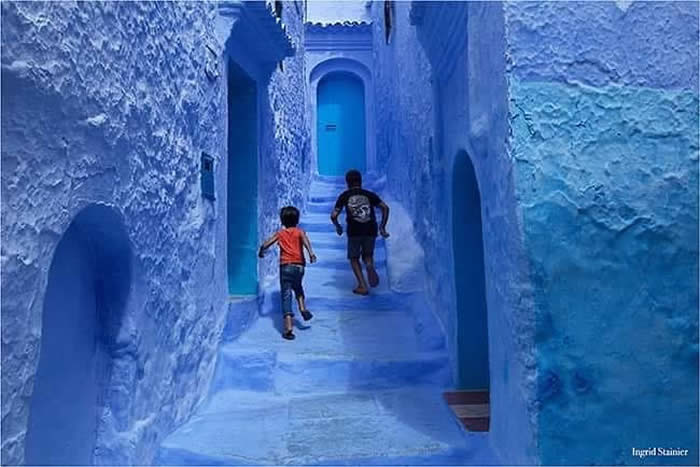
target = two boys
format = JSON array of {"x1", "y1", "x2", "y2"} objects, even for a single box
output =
[{"x1": 259, "y1": 170, "x2": 390, "y2": 339}]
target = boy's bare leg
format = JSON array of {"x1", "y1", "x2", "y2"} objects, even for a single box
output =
[
  {"x1": 364, "y1": 255, "x2": 379, "y2": 287},
  {"x1": 284, "y1": 314, "x2": 293, "y2": 333},
  {"x1": 350, "y1": 258, "x2": 369, "y2": 294},
  {"x1": 296, "y1": 295, "x2": 313, "y2": 320}
]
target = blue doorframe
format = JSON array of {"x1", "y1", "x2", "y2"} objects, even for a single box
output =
[
  {"x1": 452, "y1": 150, "x2": 490, "y2": 389},
  {"x1": 317, "y1": 72, "x2": 366, "y2": 176},
  {"x1": 227, "y1": 60, "x2": 258, "y2": 295}
]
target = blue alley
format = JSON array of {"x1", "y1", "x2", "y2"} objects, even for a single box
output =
[{"x1": 1, "y1": 1, "x2": 698, "y2": 466}]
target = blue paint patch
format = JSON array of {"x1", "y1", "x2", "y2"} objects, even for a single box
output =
[
  {"x1": 537, "y1": 369, "x2": 561, "y2": 402},
  {"x1": 511, "y1": 79, "x2": 699, "y2": 465}
]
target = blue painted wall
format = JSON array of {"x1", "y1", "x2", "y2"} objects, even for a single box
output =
[
  {"x1": 317, "y1": 72, "x2": 366, "y2": 175},
  {"x1": 227, "y1": 60, "x2": 258, "y2": 295},
  {"x1": 505, "y1": 2, "x2": 699, "y2": 464},
  {"x1": 1, "y1": 1, "x2": 310, "y2": 464},
  {"x1": 371, "y1": 1, "x2": 698, "y2": 464},
  {"x1": 25, "y1": 205, "x2": 131, "y2": 465},
  {"x1": 452, "y1": 151, "x2": 489, "y2": 390},
  {"x1": 371, "y1": 3, "x2": 536, "y2": 464}
]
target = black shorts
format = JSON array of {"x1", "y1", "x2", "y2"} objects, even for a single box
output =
[{"x1": 347, "y1": 236, "x2": 376, "y2": 260}]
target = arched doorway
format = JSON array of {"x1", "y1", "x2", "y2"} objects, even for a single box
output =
[
  {"x1": 452, "y1": 150, "x2": 490, "y2": 390},
  {"x1": 227, "y1": 59, "x2": 258, "y2": 295},
  {"x1": 25, "y1": 204, "x2": 132, "y2": 465},
  {"x1": 316, "y1": 72, "x2": 366, "y2": 176}
]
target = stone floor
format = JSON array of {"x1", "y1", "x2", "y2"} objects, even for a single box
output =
[{"x1": 156, "y1": 177, "x2": 499, "y2": 465}]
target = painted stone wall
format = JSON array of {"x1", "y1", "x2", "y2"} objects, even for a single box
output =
[
  {"x1": 258, "y1": 0, "x2": 312, "y2": 284},
  {"x1": 1, "y1": 2, "x2": 228, "y2": 464},
  {"x1": 505, "y1": 1, "x2": 699, "y2": 465},
  {"x1": 1, "y1": 1, "x2": 310, "y2": 464},
  {"x1": 371, "y1": 2, "x2": 537, "y2": 464}
]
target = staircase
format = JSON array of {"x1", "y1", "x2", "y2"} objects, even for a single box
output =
[{"x1": 156, "y1": 176, "x2": 498, "y2": 465}]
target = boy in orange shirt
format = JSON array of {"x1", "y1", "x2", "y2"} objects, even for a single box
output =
[{"x1": 258, "y1": 206, "x2": 317, "y2": 340}]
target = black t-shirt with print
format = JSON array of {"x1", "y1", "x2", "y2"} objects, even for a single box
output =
[{"x1": 334, "y1": 188, "x2": 383, "y2": 237}]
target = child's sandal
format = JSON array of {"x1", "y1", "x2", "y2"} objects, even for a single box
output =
[
  {"x1": 300, "y1": 309, "x2": 313, "y2": 321},
  {"x1": 283, "y1": 330, "x2": 295, "y2": 340}
]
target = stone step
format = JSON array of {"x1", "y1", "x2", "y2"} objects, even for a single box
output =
[
  {"x1": 314, "y1": 245, "x2": 386, "y2": 262},
  {"x1": 306, "y1": 201, "x2": 335, "y2": 214},
  {"x1": 210, "y1": 348, "x2": 451, "y2": 394},
  {"x1": 302, "y1": 264, "x2": 392, "y2": 297},
  {"x1": 305, "y1": 231, "x2": 389, "y2": 248},
  {"x1": 310, "y1": 194, "x2": 340, "y2": 204},
  {"x1": 211, "y1": 309, "x2": 451, "y2": 394},
  {"x1": 155, "y1": 388, "x2": 497, "y2": 466}
]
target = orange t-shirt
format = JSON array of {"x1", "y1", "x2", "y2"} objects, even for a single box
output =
[{"x1": 278, "y1": 227, "x2": 305, "y2": 265}]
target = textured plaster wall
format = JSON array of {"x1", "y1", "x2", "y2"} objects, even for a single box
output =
[
  {"x1": 505, "y1": 1, "x2": 699, "y2": 464},
  {"x1": 257, "y1": 0, "x2": 312, "y2": 285},
  {"x1": 1, "y1": 2, "x2": 228, "y2": 464},
  {"x1": 1, "y1": 1, "x2": 309, "y2": 464},
  {"x1": 371, "y1": 2, "x2": 537, "y2": 464}
]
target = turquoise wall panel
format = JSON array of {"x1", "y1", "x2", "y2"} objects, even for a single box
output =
[{"x1": 227, "y1": 61, "x2": 258, "y2": 295}]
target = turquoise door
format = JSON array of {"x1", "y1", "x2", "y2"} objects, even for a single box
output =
[
  {"x1": 452, "y1": 151, "x2": 490, "y2": 389},
  {"x1": 317, "y1": 72, "x2": 366, "y2": 175},
  {"x1": 227, "y1": 60, "x2": 258, "y2": 295}
]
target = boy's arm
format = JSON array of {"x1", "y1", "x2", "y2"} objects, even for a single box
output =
[
  {"x1": 301, "y1": 231, "x2": 317, "y2": 264},
  {"x1": 331, "y1": 194, "x2": 344, "y2": 236},
  {"x1": 330, "y1": 208, "x2": 342, "y2": 235},
  {"x1": 378, "y1": 201, "x2": 390, "y2": 238},
  {"x1": 258, "y1": 233, "x2": 279, "y2": 257}
]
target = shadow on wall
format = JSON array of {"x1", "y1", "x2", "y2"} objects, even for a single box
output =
[{"x1": 25, "y1": 204, "x2": 133, "y2": 465}]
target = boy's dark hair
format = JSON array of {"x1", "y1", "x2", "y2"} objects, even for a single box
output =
[
  {"x1": 280, "y1": 206, "x2": 300, "y2": 227},
  {"x1": 345, "y1": 169, "x2": 362, "y2": 187}
]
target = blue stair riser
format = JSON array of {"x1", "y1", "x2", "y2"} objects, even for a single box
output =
[
  {"x1": 300, "y1": 222, "x2": 339, "y2": 233},
  {"x1": 210, "y1": 352, "x2": 452, "y2": 394},
  {"x1": 267, "y1": 294, "x2": 408, "y2": 314},
  {"x1": 309, "y1": 448, "x2": 485, "y2": 466},
  {"x1": 306, "y1": 202, "x2": 334, "y2": 214},
  {"x1": 306, "y1": 240, "x2": 346, "y2": 250},
  {"x1": 314, "y1": 258, "x2": 387, "y2": 270},
  {"x1": 156, "y1": 446, "x2": 480, "y2": 466},
  {"x1": 310, "y1": 195, "x2": 338, "y2": 203}
]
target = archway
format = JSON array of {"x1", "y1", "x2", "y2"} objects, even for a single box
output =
[
  {"x1": 227, "y1": 59, "x2": 258, "y2": 295},
  {"x1": 452, "y1": 150, "x2": 490, "y2": 389},
  {"x1": 25, "y1": 204, "x2": 132, "y2": 465},
  {"x1": 316, "y1": 71, "x2": 366, "y2": 175}
]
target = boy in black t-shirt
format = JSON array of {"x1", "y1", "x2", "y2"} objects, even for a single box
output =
[{"x1": 331, "y1": 170, "x2": 390, "y2": 295}]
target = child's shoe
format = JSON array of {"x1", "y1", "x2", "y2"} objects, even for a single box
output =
[
  {"x1": 283, "y1": 330, "x2": 295, "y2": 340},
  {"x1": 300, "y1": 309, "x2": 313, "y2": 321}
]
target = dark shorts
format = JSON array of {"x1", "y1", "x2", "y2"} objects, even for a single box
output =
[{"x1": 347, "y1": 236, "x2": 376, "y2": 260}]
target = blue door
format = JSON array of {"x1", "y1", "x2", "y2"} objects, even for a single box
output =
[
  {"x1": 317, "y1": 72, "x2": 366, "y2": 176},
  {"x1": 227, "y1": 60, "x2": 258, "y2": 295},
  {"x1": 452, "y1": 151, "x2": 490, "y2": 389}
]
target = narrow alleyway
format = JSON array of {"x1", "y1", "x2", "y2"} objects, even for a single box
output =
[{"x1": 156, "y1": 176, "x2": 498, "y2": 465}]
